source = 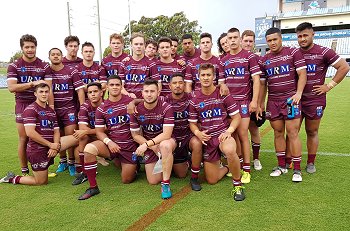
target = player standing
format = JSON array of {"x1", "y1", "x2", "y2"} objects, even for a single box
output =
[
  {"x1": 260, "y1": 27, "x2": 307, "y2": 182},
  {"x1": 145, "y1": 39, "x2": 158, "y2": 61},
  {"x1": 217, "y1": 33, "x2": 230, "y2": 60},
  {"x1": 295, "y1": 22, "x2": 349, "y2": 173},
  {"x1": 181, "y1": 34, "x2": 201, "y2": 63},
  {"x1": 62, "y1": 35, "x2": 83, "y2": 66},
  {"x1": 7, "y1": 34, "x2": 51, "y2": 176},
  {"x1": 221, "y1": 28, "x2": 262, "y2": 183}
]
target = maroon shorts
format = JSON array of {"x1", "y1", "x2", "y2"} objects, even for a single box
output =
[
  {"x1": 15, "y1": 101, "x2": 32, "y2": 123},
  {"x1": 27, "y1": 150, "x2": 54, "y2": 171},
  {"x1": 143, "y1": 149, "x2": 159, "y2": 164},
  {"x1": 203, "y1": 137, "x2": 222, "y2": 163},
  {"x1": 301, "y1": 102, "x2": 326, "y2": 120},
  {"x1": 56, "y1": 108, "x2": 78, "y2": 128},
  {"x1": 174, "y1": 136, "x2": 191, "y2": 164},
  {"x1": 116, "y1": 150, "x2": 136, "y2": 165},
  {"x1": 236, "y1": 100, "x2": 251, "y2": 118},
  {"x1": 266, "y1": 100, "x2": 301, "y2": 121}
]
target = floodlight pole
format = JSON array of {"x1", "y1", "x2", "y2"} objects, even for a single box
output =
[
  {"x1": 97, "y1": 0, "x2": 103, "y2": 62},
  {"x1": 128, "y1": 0, "x2": 132, "y2": 54},
  {"x1": 67, "y1": 2, "x2": 71, "y2": 35}
]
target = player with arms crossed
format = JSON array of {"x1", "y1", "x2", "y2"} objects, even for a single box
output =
[
  {"x1": 295, "y1": 22, "x2": 349, "y2": 173},
  {"x1": 1, "y1": 83, "x2": 78, "y2": 185},
  {"x1": 188, "y1": 63, "x2": 245, "y2": 201}
]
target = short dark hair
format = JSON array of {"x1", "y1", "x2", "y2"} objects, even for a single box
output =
[
  {"x1": 48, "y1": 47, "x2": 63, "y2": 56},
  {"x1": 170, "y1": 36, "x2": 179, "y2": 43},
  {"x1": 87, "y1": 81, "x2": 102, "y2": 90},
  {"x1": 130, "y1": 32, "x2": 145, "y2": 43},
  {"x1": 34, "y1": 82, "x2": 50, "y2": 91},
  {"x1": 265, "y1": 27, "x2": 281, "y2": 37},
  {"x1": 20, "y1": 34, "x2": 37, "y2": 48},
  {"x1": 158, "y1": 37, "x2": 172, "y2": 46},
  {"x1": 217, "y1": 33, "x2": 227, "y2": 54},
  {"x1": 146, "y1": 39, "x2": 158, "y2": 49},
  {"x1": 227, "y1": 27, "x2": 240, "y2": 34},
  {"x1": 107, "y1": 75, "x2": 122, "y2": 84},
  {"x1": 143, "y1": 78, "x2": 159, "y2": 89},
  {"x1": 82, "y1": 42, "x2": 95, "y2": 50},
  {"x1": 170, "y1": 73, "x2": 184, "y2": 81},
  {"x1": 296, "y1": 22, "x2": 313, "y2": 32},
  {"x1": 64, "y1": 35, "x2": 80, "y2": 46},
  {"x1": 200, "y1": 32, "x2": 212, "y2": 41},
  {"x1": 182, "y1": 34, "x2": 193, "y2": 41},
  {"x1": 198, "y1": 63, "x2": 215, "y2": 74}
]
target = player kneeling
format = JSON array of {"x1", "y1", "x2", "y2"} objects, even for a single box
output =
[
  {"x1": 78, "y1": 75, "x2": 138, "y2": 200},
  {"x1": 0, "y1": 83, "x2": 78, "y2": 185},
  {"x1": 188, "y1": 64, "x2": 245, "y2": 201}
]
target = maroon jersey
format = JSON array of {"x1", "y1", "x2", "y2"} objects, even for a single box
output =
[
  {"x1": 49, "y1": 66, "x2": 85, "y2": 110},
  {"x1": 7, "y1": 57, "x2": 50, "y2": 103},
  {"x1": 173, "y1": 53, "x2": 183, "y2": 61},
  {"x1": 189, "y1": 88, "x2": 239, "y2": 137},
  {"x1": 101, "y1": 53, "x2": 130, "y2": 77},
  {"x1": 299, "y1": 44, "x2": 340, "y2": 104},
  {"x1": 151, "y1": 60, "x2": 185, "y2": 96},
  {"x1": 78, "y1": 100, "x2": 98, "y2": 129},
  {"x1": 62, "y1": 57, "x2": 83, "y2": 67},
  {"x1": 119, "y1": 56, "x2": 157, "y2": 98},
  {"x1": 219, "y1": 53, "x2": 228, "y2": 60},
  {"x1": 185, "y1": 56, "x2": 225, "y2": 91},
  {"x1": 260, "y1": 47, "x2": 307, "y2": 101},
  {"x1": 75, "y1": 62, "x2": 107, "y2": 85},
  {"x1": 221, "y1": 49, "x2": 262, "y2": 101},
  {"x1": 165, "y1": 93, "x2": 191, "y2": 142},
  {"x1": 183, "y1": 48, "x2": 201, "y2": 63},
  {"x1": 95, "y1": 96, "x2": 137, "y2": 150},
  {"x1": 23, "y1": 102, "x2": 59, "y2": 153},
  {"x1": 130, "y1": 100, "x2": 174, "y2": 140}
]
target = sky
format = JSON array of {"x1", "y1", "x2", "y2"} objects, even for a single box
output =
[{"x1": 0, "y1": 0, "x2": 278, "y2": 62}]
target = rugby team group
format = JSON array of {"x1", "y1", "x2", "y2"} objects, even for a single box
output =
[{"x1": 1, "y1": 21, "x2": 349, "y2": 202}]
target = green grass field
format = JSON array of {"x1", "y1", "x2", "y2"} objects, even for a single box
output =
[
  {"x1": 0, "y1": 79, "x2": 350, "y2": 231},
  {"x1": 0, "y1": 67, "x2": 6, "y2": 75}
]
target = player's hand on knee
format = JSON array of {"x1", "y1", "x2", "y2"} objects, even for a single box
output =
[
  {"x1": 49, "y1": 142, "x2": 60, "y2": 151},
  {"x1": 47, "y1": 149, "x2": 58, "y2": 157},
  {"x1": 218, "y1": 131, "x2": 231, "y2": 143},
  {"x1": 73, "y1": 129, "x2": 87, "y2": 139},
  {"x1": 107, "y1": 141, "x2": 120, "y2": 153},
  {"x1": 135, "y1": 143, "x2": 147, "y2": 155}
]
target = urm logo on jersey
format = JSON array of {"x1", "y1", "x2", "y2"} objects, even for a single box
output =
[
  {"x1": 20, "y1": 75, "x2": 42, "y2": 83},
  {"x1": 41, "y1": 119, "x2": 53, "y2": 128},
  {"x1": 174, "y1": 110, "x2": 189, "y2": 120},
  {"x1": 224, "y1": 67, "x2": 245, "y2": 77},
  {"x1": 125, "y1": 74, "x2": 146, "y2": 83},
  {"x1": 161, "y1": 74, "x2": 171, "y2": 83},
  {"x1": 306, "y1": 64, "x2": 317, "y2": 73},
  {"x1": 108, "y1": 114, "x2": 130, "y2": 125},
  {"x1": 200, "y1": 108, "x2": 222, "y2": 119},
  {"x1": 142, "y1": 124, "x2": 163, "y2": 132},
  {"x1": 266, "y1": 64, "x2": 290, "y2": 76},
  {"x1": 54, "y1": 83, "x2": 69, "y2": 91}
]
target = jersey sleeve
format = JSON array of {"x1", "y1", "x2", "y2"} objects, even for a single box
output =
[
  {"x1": 22, "y1": 107, "x2": 37, "y2": 126},
  {"x1": 224, "y1": 95, "x2": 240, "y2": 116},
  {"x1": 292, "y1": 49, "x2": 307, "y2": 71},
  {"x1": 94, "y1": 105, "x2": 106, "y2": 128},
  {"x1": 248, "y1": 53, "x2": 262, "y2": 77},
  {"x1": 78, "y1": 102, "x2": 89, "y2": 125},
  {"x1": 188, "y1": 98, "x2": 198, "y2": 123},
  {"x1": 129, "y1": 111, "x2": 140, "y2": 132},
  {"x1": 72, "y1": 69, "x2": 85, "y2": 90},
  {"x1": 99, "y1": 65, "x2": 108, "y2": 83},
  {"x1": 162, "y1": 103, "x2": 174, "y2": 127}
]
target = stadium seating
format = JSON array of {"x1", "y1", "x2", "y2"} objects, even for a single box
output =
[{"x1": 0, "y1": 78, "x2": 7, "y2": 88}]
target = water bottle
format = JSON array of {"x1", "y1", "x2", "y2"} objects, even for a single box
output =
[{"x1": 287, "y1": 98, "x2": 294, "y2": 119}]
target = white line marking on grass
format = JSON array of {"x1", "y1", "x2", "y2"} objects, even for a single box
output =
[{"x1": 261, "y1": 149, "x2": 350, "y2": 157}]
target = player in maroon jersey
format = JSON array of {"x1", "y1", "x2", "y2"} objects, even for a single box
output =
[
  {"x1": 150, "y1": 37, "x2": 185, "y2": 96},
  {"x1": 130, "y1": 79, "x2": 175, "y2": 199},
  {"x1": 7, "y1": 34, "x2": 51, "y2": 176},
  {"x1": 181, "y1": 34, "x2": 201, "y2": 63},
  {"x1": 72, "y1": 82, "x2": 104, "y2": 185},
  {"x1": 295, "y1": 22, "x2": 349, "y2": 173},
  {"x1": 62, "y1": 35, "x2": 83, "y2": 66},
  {"x1": 0, "y1": 83, "x2": 78, "y2": 185},
  {"x1": 241, "y1": 29, "x2": 264, "y2": 171},
  {"x1": 188, "y1": 63, "x2": 245, "y2": 201},
  {"x1": 75, "y1": 42, "x2": 107, "y2": 93},
  {"x1": 221, "y1": 27, "x2": 262, "y2": 184},
  {"x1": 48, "y1": 48, "x2": 85, "y2": 176},
  {"x1": 217, "y1": 33, "x2": 230, "y2": 60},
  {"x1": 260, "y1": 27, "x2": 307, "y2": 182},
  {"x1": 78, "y1": 75, "x2": 138, "y2": 200},
  {"x1": 145, "y1": 39, "x2": 158, "y2": 61},
  {"x1": 185, "y1": 32, "x2": 227, "y2": 94},
  {"x1": 166, "y1": 73, "x2": 203, "y2": 191},
  {"x1": 119, "y1": 33, "x2": 158, "y2": 99},
  {"x1": 102, "y1": 33, "x2": 130, "y2": 77}
]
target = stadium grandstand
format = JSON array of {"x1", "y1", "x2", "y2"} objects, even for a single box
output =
[{"x1": 255, "y1": 0, "x2": 350, "y2": 77}]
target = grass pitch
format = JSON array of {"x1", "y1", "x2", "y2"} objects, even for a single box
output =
[{"x1": 0, "y1": 79, "x2": 349, "y2": 231}]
